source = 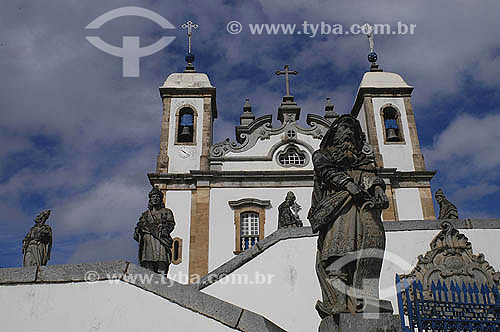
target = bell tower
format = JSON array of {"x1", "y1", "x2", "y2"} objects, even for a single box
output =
[
  {"x1": 156, "y1": 71, "x2": 216, "y2": 173},
  {"x1": 155, "y1": 21, "x2": 217, "y2": 174},
  {"x1": 150, "y1": 21, "x2": 217, "y2": 281},
  {"x1": 352, "y1": 27, "x2": 435, "y2": 221}
]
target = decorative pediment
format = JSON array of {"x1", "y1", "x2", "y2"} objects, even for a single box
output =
[
  {"x1": 209, "y1": 113, "x2": 331, "y2": 159},
  {"x1": 402, "y1": 221, "x2": 500, "y2": 291}
]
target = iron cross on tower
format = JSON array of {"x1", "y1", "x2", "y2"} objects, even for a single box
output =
[
  {"x1": 361, "y1": 23, "x2": 381, "y2": 70},
  {"x1": 361, "y1": 23, "x2": 375, "y2": 53},
  {"x1": 182, "y1": 20, "x2": 198, "y2": 54},
  {"x1": 181, "y1": 20, "x2": 199, "y2": 71},
  {"x1": 275, "y1": 65, "x2": 298, "y2": 97}
]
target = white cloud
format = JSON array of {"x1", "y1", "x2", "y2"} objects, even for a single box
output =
[
  {"x1": 451, "y1": 183, "x2": 500, "y2": 203},
  {"x1": 423, "y1": 112, "x2": 500, "y2": 172},
  {"x1": 68, "y1": 233, "x2": 138, "y2": 264},
  {"x1": 52, "y1": 180, "x2": 145, "y2": 235},
  {"x1": 422, "y1": 112, "x2": 500, "y2": 216}
]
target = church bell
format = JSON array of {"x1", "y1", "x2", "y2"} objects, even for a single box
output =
[
  {"x1": 179, "y1": 126, "x2": 192, "y2": 140},
  {"x1": 386, "y1": 128, "x2": 399, "y2": 142}
]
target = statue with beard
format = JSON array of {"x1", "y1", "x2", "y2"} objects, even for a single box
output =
[
  {"x1": 278, "y1": 191, "x2": 303, "y2": 229},
  {"x1": 308, "y1": 114, "x2": 391, "y2": 318},
  {"x1": 134, "y1": 186, "x2": 176, "y2": 274}
]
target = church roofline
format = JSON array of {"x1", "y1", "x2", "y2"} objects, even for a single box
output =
[
  {"x1": 161, "y1": 72, "x2": 214, "y2": 89},
  {"x1": 306, "y1": 114, "x2": 333, "y2": 129},
  {"x1": 359, "y1": 71, "x2": 411, "y2": 89},
  {"x1": 212, "y1": 112, "x2": 330, "y2": 159},
  {"x1": 235, "y1": 114, "x2": 272, "y2": 144},
  {"x1": 351, "y1": 71, "x2": 414, "y2": 117}
]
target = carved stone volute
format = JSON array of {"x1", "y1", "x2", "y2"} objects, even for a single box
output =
[{"x1": 403, "y1": 221, "x2": 500, "y2": 293}]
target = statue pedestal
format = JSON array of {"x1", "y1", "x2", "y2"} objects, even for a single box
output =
[{"x1": 319, "y1": 313, "x2": 401, "y2": 332}]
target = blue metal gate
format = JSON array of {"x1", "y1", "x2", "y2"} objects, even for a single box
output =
[{"x1": 396, "y1": 274, "x2": 500, "y2": 331}]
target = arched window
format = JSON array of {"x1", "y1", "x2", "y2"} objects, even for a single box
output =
[
  {"x1": 177, "y1": 107, "x2": 194, "y2": 143},
  {"x1": 240, "y1": 212, "x2": 259, "y2": 251},
  {"x1": 277, "y1": 146, "x2": 307, "y2": 167},
  {"x1": 382, "y1": 106, "x2": 403, "y2": 143}
]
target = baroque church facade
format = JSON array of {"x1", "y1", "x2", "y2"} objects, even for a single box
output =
[{"x1": 149, "y1": 60, "x2": 436, "y2": 281}]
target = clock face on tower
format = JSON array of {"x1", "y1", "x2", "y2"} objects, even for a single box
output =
[{"x1": 178, "y1": 147, "x2": 192, "y2": 159}]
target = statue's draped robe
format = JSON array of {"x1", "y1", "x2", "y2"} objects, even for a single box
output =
[
  {"x1": 23, "y1": 224, "x2": 52, "y2": 266},
  {"x1": 134, "y1": 208, "x2": 175, "y2": 265},
  {"x1": 308, "y1": 147, "x2": 386, "y2": 315},
  {"x1": 278, "y1": 201, "x2": 301, "y2": 228},
  {"x1": 438, "y1": 199, "x2": 458, "y2": 219}
]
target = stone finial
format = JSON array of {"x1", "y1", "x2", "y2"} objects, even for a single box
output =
[
  {"x1": 435, "y1": 188, "x2": 459, "y2": 219},
  {"x1": 243, "y1": 98, "x2": 251, "y2": 112},
  {"x1": 239, "y1": 98, "x2": 255, "y2": 126},
  {"x1": 324, "y1": 97, "x2": 339, "y2": 122}
]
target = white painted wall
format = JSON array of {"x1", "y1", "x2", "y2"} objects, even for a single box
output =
[
  {"x1": 394, "y1": 188, "x2": 424, "y2": 220},
  {"x1": 0, "y1": 281, "x2": 236, "y2": 332},
  {"x1": 208, "y1": 187, "x2": 313, "y2": 271},
  {"x1": 168, "y1": 98, "x2": 204, "y2": 173},
  {"x1": 372, "y1": 98, "x2": 415, "y2": 171},
  {"x1": 204, "y1": 228, "x2": 500, "y2": 332},
  {"x1": 207, "y1": 185, "x2": 435, "y2": 272},
  {"x1": 225, "y1": 135, "x2": 281, "y2": 158},
  {"x1": 204, "y1": 237, "x2": 321, "y2": 332},
  {"x1": 165, "y1": 191, "x2": 191, "y2": 282}
]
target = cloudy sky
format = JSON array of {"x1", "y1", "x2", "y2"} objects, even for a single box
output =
[{"x1": 1, "y1": 0, "x2": 499, "y2": 267}]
